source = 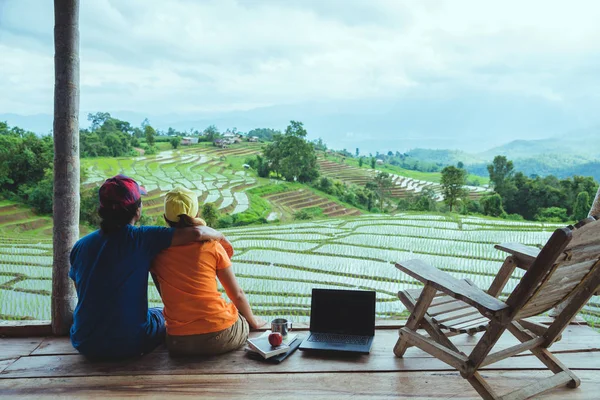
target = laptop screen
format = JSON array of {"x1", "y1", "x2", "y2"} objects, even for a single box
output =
[{"x1": 309, "y1": 289, "x2": 376, "y2": 336}]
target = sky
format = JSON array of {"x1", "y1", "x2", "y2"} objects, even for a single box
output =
[{"x1": 1, "y1": 0, "x2": 600, "y2": 153}]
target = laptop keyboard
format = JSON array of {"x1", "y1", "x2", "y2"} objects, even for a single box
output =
[{"x1": 308, "y1": 333, "x2": 369, "y2": 345}]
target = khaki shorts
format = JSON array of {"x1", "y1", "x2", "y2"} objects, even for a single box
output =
[{"x1": 166, "y1": 314, "x2": 249, "y2": 356}]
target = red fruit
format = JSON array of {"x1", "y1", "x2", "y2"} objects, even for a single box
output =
[{"x1": 268, "y1": 332, "x2": 283, "y2": 346}]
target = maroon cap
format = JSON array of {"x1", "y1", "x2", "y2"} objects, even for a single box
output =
[{"x1": 99, "y1": 174, "x2": 147, "y2": 210}]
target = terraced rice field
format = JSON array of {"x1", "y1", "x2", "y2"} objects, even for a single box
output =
[
  {"x1": 318, "y1": 159, "x2": 488, "y2": 201},
  {"x1": 1, "y1": 213, "x2": 598, "y2": 328},
  {"x1": 0, "y1": 202, "x2": 54, "y2": 236},
  {"x1": 83, "y1": 143, "x2": 263, "y2": 217},
  {"x1": 264, "y1": 189, "x2": 361, "y2": 218}
]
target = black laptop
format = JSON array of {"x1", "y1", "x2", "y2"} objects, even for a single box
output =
[{"x1": 299, "y1": 288, "x2": 376, "y2": 354}]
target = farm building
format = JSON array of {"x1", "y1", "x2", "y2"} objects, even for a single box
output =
[
  {"x1": 248, "y1": 136, "x2": 259, "y2": 142},
  {"x1": 376, "y1": 159, "x2": 384, "y2": 165},
  {"x1": 181, "y1": 137, "x2": 198, "y2": 145}
]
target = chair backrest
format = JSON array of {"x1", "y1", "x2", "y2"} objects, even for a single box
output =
[{"x1": 506, "y1": 216, "x2": 600, "y2": 320}]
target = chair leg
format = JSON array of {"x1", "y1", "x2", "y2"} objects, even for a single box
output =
[
  {"x1": 508, "y1": 322, "x2": 580, "y2": 389},
  {"x1": 394, "y1": 284, "x2": 437, "y2": 357},
  {"x1": 467, "y1": 372, "x2": 502, "y2": 400}
]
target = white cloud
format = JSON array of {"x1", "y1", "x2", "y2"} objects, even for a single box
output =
[{"x1": 1, "y1": 0, "x2": 599, "y2": 116}]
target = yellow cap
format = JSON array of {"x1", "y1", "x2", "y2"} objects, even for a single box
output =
[{"x1": 164, "y1": 187, "x2": 199, "y2": 222}]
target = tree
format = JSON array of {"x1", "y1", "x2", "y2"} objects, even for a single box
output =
[
  {"x1": 370, "y1": 157, "x2": 376, "y2": 169},
  {"x1": 201, "y1": 203, "x2": 220, "y2": 228},
  {"x1": 87, "y1": 112, "x2": 110, "y2": 130},
  {"x1": 246, "y1": 154, "x2": 270, "y2": 177},
  {"x1": 318, "y1": 177, "x2": 333, "y2": 194},
  {"x1": 487, "y1": 156, "x2": 515, "y2": 197},
  {"x1": 481, "y1": 194, "x2": 506, "y2": 217},
  {"x1": 366, "y1": 171, "x2": 393, "y2": 210},
  {"x1": 0, "y1": 130, "x2": 53, "y2": 192},
  {"x1": 355, "y1": 148, "x2": 359, "y2": 157},
  {"x1": 536, "y1": 207, "x2": 568, "y2": 222},
  {"x1": 312, "y1": 138, "x2": 327, "y2": 151},
  {"x1": 247, "y1": 127, "x2": 280, "y2": 141},
  {"x1": 441, "y1": 166, "x2": 467, "y2": 212},
  {"x1": 359, "y1": 157, "x2": 364, "y2": 167},
  {"x1": 144, "y1": 125, "x2": 156, "y2": 147},
  {"x1": 203, "y1": 125, "x2": 220, "y2": 141},
  {"x1": 457, "y1": 161, "x2": 464, "y2": 169},
  {"x1": 573, "y1": 191, "x2": 591, "y2": 221},
  {"x1": 263, "y1": 121, "x2": 319, "y2": 183},
  {"x1": 169, "y1": 137, "x2": 180, "y2": 149},
  {"x1": 413, "y1": 188, "x2": 438, "y2": 212}
]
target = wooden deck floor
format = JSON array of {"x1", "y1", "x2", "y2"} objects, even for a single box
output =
[{"x1": 1, "y1": 322, "x2": 599, "y2": 399}]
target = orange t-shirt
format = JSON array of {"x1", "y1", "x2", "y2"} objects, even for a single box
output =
[{"x1": 150, "y1": 240, "x2": 238, "y2": 336}]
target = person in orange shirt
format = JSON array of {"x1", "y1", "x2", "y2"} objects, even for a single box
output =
[{"x1": 151, "y1": 187, "x2": 266, "y2": 356}]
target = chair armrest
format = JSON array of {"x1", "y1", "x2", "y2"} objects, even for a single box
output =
[
  {"x1": 494, "y1": 243, "x2": 540, "y2": 269},
  {"x1": 395, "y1": 259, "x2": 509, "y2": 317}
]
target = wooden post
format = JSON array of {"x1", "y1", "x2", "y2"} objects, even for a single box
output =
[
  {"x1": 589, "y1": 187, "x2": 600, "y2": 217},
  {"x1": 52, "y1": 0, "x2": 80, "y2": 336}
]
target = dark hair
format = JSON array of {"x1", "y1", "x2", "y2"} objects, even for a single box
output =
[
  {"x1": 99, "y1": 199, "x2": 142, "y2": 234},
  {"x1": 165, "y1": 214, "x2": 204, "y2": 228}
]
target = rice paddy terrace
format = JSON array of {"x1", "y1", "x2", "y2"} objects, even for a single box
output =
[
  {"x1": 0, "y1": 143, "x2": 492, "y2": 235},
  {"x1": 318, "y1": 159, "x2": 489, "y2": 201},
  {"x1": 1, "y1": 213, "x2": 598, "y2": 328},
  {"x1": 264, "y1": 189, "x2": 362, "y2": 218},
  {"x1": 83, "y1": 143, "x2": 264, "y2": 217}
]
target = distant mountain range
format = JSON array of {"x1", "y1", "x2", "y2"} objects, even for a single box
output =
[{"x1": 406, "y1": 126, "x2": 600, "y2": 181}]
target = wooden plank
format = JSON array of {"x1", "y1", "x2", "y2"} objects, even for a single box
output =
[
  {"x1": 501, "y1": 371, "x2": 573, "y2": 400},
  {"x1": 429, "y1": 299, "x2": 471, "y2": 317},
  {"x1": 563, "y1": 219, "x2": 600, "y2": 251},
  {"x1": 435, "y1": 309, "x2": 480, "y2": 325},
  {"x1": 555, "y1": 243, "x2": 600, "y2": 267},
  {"x1": 3, "y1": 335, "x2": 600, "y2": 379},
  {"x1": 0, "y1": 338, "x2": 43, "y2": 361},
  {"x1": 0, "y1": 321, "x2": 52, "y2": 338},
  {"x1": 1, "y1": 370, "x2": 599, "y2": 399},
  {"x1": 0, "y1": 359, "x2": 17, "y2": 374},
  {"x1": 544, "y1": 267, "x2": 600, "y2": 346},
  {"x1": 495, "y1": 243, "x2": 540, "y2": 266},
  {"x1": 450, "y1": 317, "x2": 490, "y2": 332},
  {"x1": 550, "y1": 259, "x2": 597, "y2": 281},
  {"x1": 3, "y1": 320, "x2": 596, "y2": 365},
  {"x1": 18, "y1": 324, "x2": 600, "y2": 358},
  {"x1": 396, "y1": 260, "x2": 508, "y2": 314},
  {"x1": 505, "y1": 228, "x2": 572, "y2": 318}
]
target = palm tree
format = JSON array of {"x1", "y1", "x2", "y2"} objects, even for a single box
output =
[{"x1": 52, "y1": 0, "x2": 80, "y2": 335}]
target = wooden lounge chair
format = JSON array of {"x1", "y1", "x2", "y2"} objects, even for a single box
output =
[{"x1": 393, "y1": 216, "x2": 600, "y2": 400}]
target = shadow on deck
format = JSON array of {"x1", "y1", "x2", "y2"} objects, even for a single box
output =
[{"x1": 1, "y1": 319, "x2": 599, "y2": 399}]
